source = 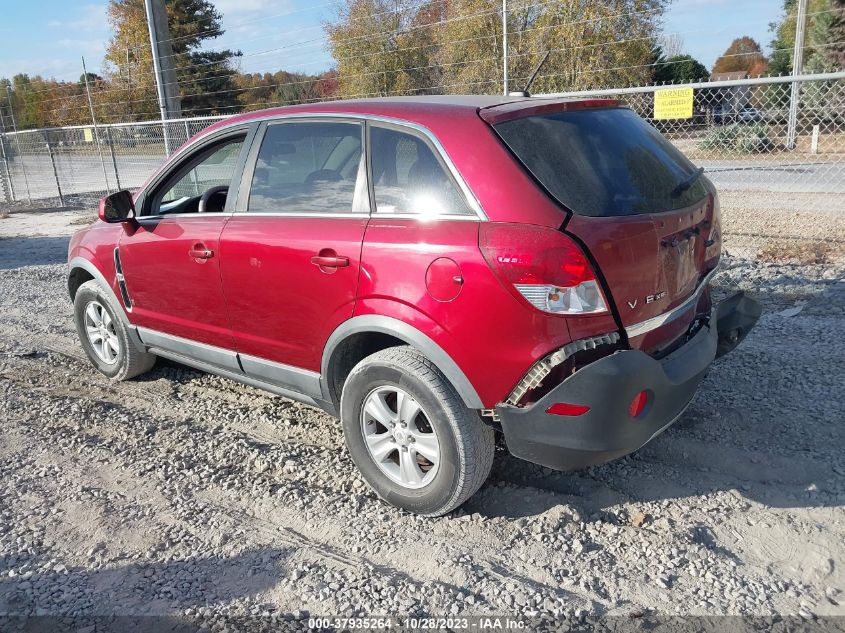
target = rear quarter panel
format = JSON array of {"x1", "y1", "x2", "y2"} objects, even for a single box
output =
[{"x1": 357, "y1": 219, "x2": 578, "y2": 407}]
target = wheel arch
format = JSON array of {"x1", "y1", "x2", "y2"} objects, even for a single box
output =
[
  {"x1": 68, "y1": 256, "x2": 145, "y2": 352},
  {"x1": 321, "y1": 315, "x2": 483, "y2": 411}
]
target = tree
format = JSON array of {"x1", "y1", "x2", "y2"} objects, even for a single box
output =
[
  {"x1": 830, "y1": 0, "x2": 845, "y2": 67},
  {"x1": 768, "y1": 0, "x2": 842, "y2": 75},
  {"x1": 327, "y1": 0, "x2": 669, "y2": 97},
  {"x1": 712, "y1": 37, "x2": 768, "y2": 75},
  {"x1": 328, "y1": 0, "x2": 443, "y2": 99},
  {"x1": 442, "y1": 0, "x2": 666, "y2": 94},
  {"x1": 653, "y1": 53, "x2": 709, "y2": 84},
  {"x1": 104, "y1": 0, "x2": 242, "y2": 119}
]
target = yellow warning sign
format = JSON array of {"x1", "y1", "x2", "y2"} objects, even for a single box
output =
[
  {"x1": 654, "y1": 87, "x2": 694, "y2": 120},
  {"x1": 83, "y1": 127, "x2": 94, "y2": 142}
]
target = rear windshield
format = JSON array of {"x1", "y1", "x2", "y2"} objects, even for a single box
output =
[{"x1": 493, "y1": 108, "x2": 707, "y2": 217}]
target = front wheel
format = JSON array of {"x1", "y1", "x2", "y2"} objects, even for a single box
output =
[
  {"x1": 340, "y1": 346, "x2": 494, "y2": 516},
  {"x1": 73, "y1": 280, "x2": 155, "y2": 380}
]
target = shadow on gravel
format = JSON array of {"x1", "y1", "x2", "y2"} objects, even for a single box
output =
[
  {"x1": 0, "y1": 236, "x2": 71, "y2": 269},
  {"x1": 0, "y1": 548, "x2": 287, "y2": 620}
]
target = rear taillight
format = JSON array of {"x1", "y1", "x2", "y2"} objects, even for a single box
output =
[{"x1": 479, "y1": 223, "x2": 607, "y2": 315}]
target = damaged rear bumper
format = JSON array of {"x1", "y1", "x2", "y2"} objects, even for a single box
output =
[{"x1": 496, "y1": 291, "x2": 761, "y2": 471}]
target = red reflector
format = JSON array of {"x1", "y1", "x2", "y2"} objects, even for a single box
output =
[
  {"x1": 628, "y1": 390, "x2": 648, "y2": 418},
  {"x1": 546, "y1": 402, "x2": 590, "y2": 416}
]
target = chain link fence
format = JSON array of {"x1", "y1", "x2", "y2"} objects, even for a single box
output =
[
  {"x1": 0, "y1": 116, "x2": 227, "y2": 209},
  {"x1": 1, "y1": 74, "x2": 844, "y2": 263},
  {"x1": 542, "y1": 72, "x2": 845, "y2": 264}
]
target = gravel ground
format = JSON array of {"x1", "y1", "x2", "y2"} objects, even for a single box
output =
[{"x1": 0, "y1": 209, "x2": 844, "y2": 628}]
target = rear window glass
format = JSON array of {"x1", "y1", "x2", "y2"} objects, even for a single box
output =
[
  {"x1": 370, "y1": 126, "x2": 472, "y2": 217},
  {"x1": 493, "y1": 108, "x2": 707, "y2": 217}
]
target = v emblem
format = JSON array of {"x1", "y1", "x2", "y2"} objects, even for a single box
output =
[{"x1": 627, "y1": 299, "x2": 638, "y2": 309}]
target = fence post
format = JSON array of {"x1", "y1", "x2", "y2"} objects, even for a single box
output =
[
  {"x1": 810, "y1": 125, "x2": 820, "y2": 154},
  {"x1": 105, "y1": 126, "x2": 122, "y2": 191},
  {"x1": 5, "y1": 86, "x2": 32, "y2": 205},
  {"x1": 45, "y1": 141, "x2": 64, "y2": 207},
  {"x1": 787, "y1": 0, "x2": 808, "y2": 150},
  {"x1": 0, "y1": 135, "x2": 14, "y2": 203}
]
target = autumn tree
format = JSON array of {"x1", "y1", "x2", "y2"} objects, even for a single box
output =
[
  {"x1": 328, "y1": 0, "x2": 443, "y2": 99},
  {"x1": 327, "y1": 0, "x2": 668, "y2": 97},
  {"x1": 712, "y1": 37, "x2": 768, "y2": 75}
]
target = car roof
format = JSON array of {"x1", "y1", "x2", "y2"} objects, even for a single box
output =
[{"x1": 202, "y1": 94, "x2": 619, "y2": 135}]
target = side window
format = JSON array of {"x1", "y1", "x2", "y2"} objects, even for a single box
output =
[
  {"x1": 248, "y1": 121, "x2": 364, "y2": 214},
  {"x1": 150, "y1": 136, "x2": 245, "y2": 216},
  {"x1": 370, "y1": 126, "x2": 471, "y2": 217}
]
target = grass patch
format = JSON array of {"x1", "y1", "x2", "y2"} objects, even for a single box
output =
[
  {"x1": 70, "y1": 215, "x2": 97, "y2": 226},
  {"x1": 758, "y1": 240, "x2": 836, "y2": 265},
  {"x1": 699, "y1": 123, "x2": 774, "y2": 153}
]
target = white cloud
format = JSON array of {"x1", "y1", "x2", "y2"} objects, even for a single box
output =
[
  {"x1": 48, "y1": 4, "x2": 108, "y2": 32},
  {"x1": 214, "y1": 0, "x2": 280, "y2": 16}
]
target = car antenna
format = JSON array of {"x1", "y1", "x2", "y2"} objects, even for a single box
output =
[{"x1": 509, "y1": 50, "x2": 550, "y2": 98}]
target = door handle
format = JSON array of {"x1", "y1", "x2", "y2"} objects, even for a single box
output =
[
  {"x1": 188, "y1": 246, "x2": 214, "y2": 260},
  {"x1": 311, "y1": 254, "x2": 350, "y2": 268}
]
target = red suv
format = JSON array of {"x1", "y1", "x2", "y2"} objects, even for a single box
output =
[{"x1": 68, "y1": 96, "x2": 760, "y2": 516}]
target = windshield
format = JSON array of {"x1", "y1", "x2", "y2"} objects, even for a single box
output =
[{"x1": 493, "y1": 107, "x2": 708, "y2": 217}]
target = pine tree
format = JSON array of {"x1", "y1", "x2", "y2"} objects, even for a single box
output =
[{"x1": 104, "y1": 0, "x2": 242, "y2": 119}]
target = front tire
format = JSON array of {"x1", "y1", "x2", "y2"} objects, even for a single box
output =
[
  {"x1": 340, "y1": 346, "x2": 494, "y2": 516},
  {"x1": 73, "y1": 280, "x2": 155, "y2": 380}
]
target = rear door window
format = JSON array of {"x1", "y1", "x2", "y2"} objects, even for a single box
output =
[
  {"x1": 369, "y1": 126, "x2": 471, "y2": 217},
  {"x1": 493, "y1": 108, "x2": 707, "y2": 217},
  {"x1": 248, "y1": 121, "x2": 365, "y2": 214}
]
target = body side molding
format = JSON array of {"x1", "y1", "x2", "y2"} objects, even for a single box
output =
[{"x1": 149, "y1": 347, "x2": 334, "y2": 414}]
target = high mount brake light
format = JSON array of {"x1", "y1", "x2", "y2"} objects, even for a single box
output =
[{"x1": 479, "y1": 223, "x2": 608, "y2": 315}]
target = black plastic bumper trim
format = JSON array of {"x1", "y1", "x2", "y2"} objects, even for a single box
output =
[{"x1": 496, "y1": 291, "x2": 761, "y2": 471}]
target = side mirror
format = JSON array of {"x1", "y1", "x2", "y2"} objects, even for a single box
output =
[{"x1": 98, "y1": 190, "x2": 136, "y2": 223}]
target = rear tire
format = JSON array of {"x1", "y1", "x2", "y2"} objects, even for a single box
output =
[
  {"x1": 73, "y1": 280, "x2": 155, "y2": 381},
  {"x1": 340, "y1": 346, "x2": 494, "y2": 516}
]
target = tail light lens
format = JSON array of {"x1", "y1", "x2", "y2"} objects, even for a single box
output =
[{"x1": 479, "y1": 223, "x2": 608, "y2": 315}]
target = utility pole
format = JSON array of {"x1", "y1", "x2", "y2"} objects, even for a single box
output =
[
  {"x1": 502, "y1": 0, "x2": 508, "y2": 95},
  {"x1": 144, "y1": 0, "x2": 181, "y2": 155},
  {"x1": 787, "y1": 0, "x2": 808, "y2": 150},
  {"x1": 82, "y1": 57, "x2": 112, "y2": 195}
]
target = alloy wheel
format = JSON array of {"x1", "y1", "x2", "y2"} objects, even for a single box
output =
[
  {"x1": 360, "y1": 386, "x2": 440, "y2": 489},
  {"x1": 83, "y1": 301, "x2": 120, "y2": 365}
]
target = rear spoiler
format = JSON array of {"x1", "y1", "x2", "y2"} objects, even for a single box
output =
[{"x1": 478, "y1": 98, "x2": 620, "y2": 125}]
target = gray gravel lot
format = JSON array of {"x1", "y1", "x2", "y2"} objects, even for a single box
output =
[{"x1": 0, "y1": 209, "x2": 843, "y2": 626}]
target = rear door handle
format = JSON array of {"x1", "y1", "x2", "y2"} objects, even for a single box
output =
[
  {"x1": 311, "y1": 255, "x2": 350, "y2": 268},
  {"x1": 188, "y1": 246, "x2": 214, "y2": 260}
]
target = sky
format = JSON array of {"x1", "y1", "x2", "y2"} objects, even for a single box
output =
[{"x1": 0, "y1": 0, "x2": 785, "y2": 83}]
